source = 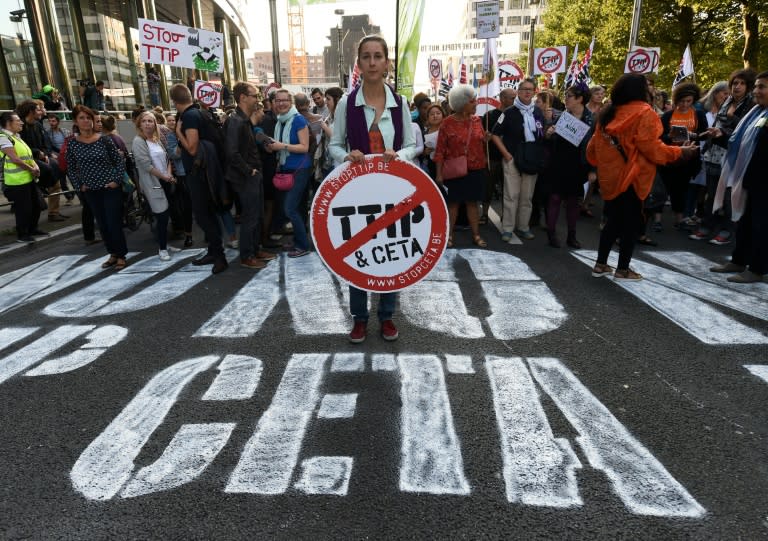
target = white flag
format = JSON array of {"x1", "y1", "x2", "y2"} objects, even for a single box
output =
[{"x1": 672, "y1": 44, "x2": 694, "y2": 88}]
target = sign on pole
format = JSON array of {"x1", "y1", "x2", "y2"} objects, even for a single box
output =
[
  {"x1": 139, "y1": 18, "x2": 224, "y2": 72},
  {"x1": 498, "y1": 59, "x2": 525, "y2": 88},
  {"x1": 533, "y1": 47, "x2": 567, "y2": 75},
  {"x1": 476, "y1": 1, "x2": 501, "y2": 39},
  {"x1": 429, "y1": 58, "x2": 442, "y2": 80},
  {"x1": 311, "y1": 156, "x2": 449, "y2": 293},
  {"x1": 194, "y1": 81, "x2": 222, "y2": 108},
  {"x1": 624, "y1": 46, "x2": 660, "y2": 74}
]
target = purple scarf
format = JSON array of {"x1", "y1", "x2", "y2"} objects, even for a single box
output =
[{"x1": 345, "y1": 85, "x2": 404, "y2": 154}]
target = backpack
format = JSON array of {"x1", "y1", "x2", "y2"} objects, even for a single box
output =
[{"x1": 192, "y1": 104, "x2": 227, "y2": 167}]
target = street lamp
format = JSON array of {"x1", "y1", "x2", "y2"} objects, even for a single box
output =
[
  {"x1": 334, "y1": 9, "x2": 345, "y2": 87},
  {"x1": 526, "y1": 0, "x2": 540, "y2": 76}
]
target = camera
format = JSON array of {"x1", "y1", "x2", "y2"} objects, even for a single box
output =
[{"x1": 78, "y1": 79, "x2": 93, "y2": 87}]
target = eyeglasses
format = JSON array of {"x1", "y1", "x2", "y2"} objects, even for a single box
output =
[
  {"x1": 518, "y1": 87, "x2": 535, "y2": 92},
  {"x1": 246, "y1": 93, "x2": 260, "y2": 98},
  {"x1": 274, "y1": 99, "x2": 290, "y2": 104}
]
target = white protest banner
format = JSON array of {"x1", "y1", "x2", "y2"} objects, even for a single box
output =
[
  {"x1": 194, "y1": 81, "x2": 222, "y2": 108},
  {"x1": 139, "y1": 18, "x2": 224, "y2": 72},
  {"x1": 554, "y1": 111, "x2": 591, "y2": 147},
  {"x1": 533, "y1": 47, "x2": 567, "y2": 75},
  {"x1": 624, "y1": 46, "x2": 660, "y2": 74},
  {"x1": 311, "y1": 156, "x2": 449, "y2": 293},
  {"x1": 476, "y1": 1, "x2": 501, "y2": 39}
]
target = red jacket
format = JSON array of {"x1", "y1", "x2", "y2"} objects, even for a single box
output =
[{"x1": 587, "y1": 101, "x2": 682, "y2": 201}]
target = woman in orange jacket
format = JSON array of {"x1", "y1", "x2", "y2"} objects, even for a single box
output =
[{"x1": 587, "y1": 74, "x2": 698, "y2": 280}]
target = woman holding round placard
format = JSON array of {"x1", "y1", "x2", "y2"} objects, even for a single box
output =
[{"x1": 329, "y1": 36, "x2": 417, "y2": 344}]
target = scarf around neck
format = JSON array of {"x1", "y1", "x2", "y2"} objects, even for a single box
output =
[
  {"x1": 276, "y1": 106, "x2": 300, "y2": 166},
  {"x1": 713, "y1": 104, "x2": 768, "y2": 220},
  {"x1": 514, "y1": 97, "x2": 537, "y2": 142}
]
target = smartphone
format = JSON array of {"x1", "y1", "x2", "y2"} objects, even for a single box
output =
[{"x1": 670, "y1": 125, "x2": 689, "y2": 144}]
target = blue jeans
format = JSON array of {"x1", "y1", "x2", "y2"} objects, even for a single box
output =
[
  {"x1": 84, "y1": 187, "x2": 127, "y2": 257},
  {"x1": 283, "y1": 167, "x2": 311, "y2": 251},
  {"x1": 349, "y1": 286, "x2": 397, "y2": 323}
]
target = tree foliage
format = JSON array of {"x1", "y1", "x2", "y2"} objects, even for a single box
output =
[{"x1": 538, "y1": 0, "x2": 768, "y2": 92}]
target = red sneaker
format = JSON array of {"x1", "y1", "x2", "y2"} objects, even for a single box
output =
[
  {"x1": 381, "y1": 320, "x2": 399, "y2": 341},
  {"x1": 348, "y1": 320, "x2": 367, "y2": 343}
]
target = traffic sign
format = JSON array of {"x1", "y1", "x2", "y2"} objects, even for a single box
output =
[
  {"x1": 311, "y1": 156, "x2": 449, "y2": 293},
  {"x1": 533, "y1": 47, "x2": 567, "y2": 75},
  {"x1": 429, "y1": 58, "x2": 442, "y2": 80},
  {"x1": 624, "y1": 47, "x2": 660, "y2": 74},
  {"x1": 194, "y1": 81, "x2": 221, "y2": 108}
]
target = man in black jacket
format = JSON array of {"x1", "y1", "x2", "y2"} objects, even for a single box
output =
[
  {"x1": 225, "y1": 82, "x2": 277, "y2": 269},
  {"x1": 170, "y1": 83, "x2": 227, "y2": 274}
]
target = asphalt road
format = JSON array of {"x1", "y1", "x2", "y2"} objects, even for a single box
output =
[{"x1": 0, "y1": 206, "x2": 767, "y2": 540}]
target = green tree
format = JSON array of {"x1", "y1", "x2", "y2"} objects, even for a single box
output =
[{"x1": 539, "y1": 0, "x2": 767, "y2": 91}]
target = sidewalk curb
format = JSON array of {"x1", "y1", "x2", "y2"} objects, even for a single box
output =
[{"x1": 0, "y1": 224, "x2": 82, "y2": 257}]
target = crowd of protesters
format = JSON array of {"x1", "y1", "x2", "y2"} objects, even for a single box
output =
[{"x1": 1, "y1": 39, "x2": 766, "y2": 346}]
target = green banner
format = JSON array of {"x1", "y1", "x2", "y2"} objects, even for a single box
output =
[{"x1": 395, "y1": 0, "x2": 426, "y2": 101}]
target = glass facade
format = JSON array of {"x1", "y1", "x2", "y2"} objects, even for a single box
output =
[{"x1": 0, "y1": 0, "x2": 249, "y2": 112}]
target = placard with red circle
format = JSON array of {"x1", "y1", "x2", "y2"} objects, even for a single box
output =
[
  {"x1": 429, "y1": 58, "x2": 442, "y2": 80},
  {"x1": 624, "y1": 47, "x2": 660, "y2": 74},
  {"x1": 310, "y1": 156, "x2": 449, "y2": 293},
  {"x1": 534, "y1": 47, "x2": 566, "y2": 75},
  {"x1": 194, "y1": 81, "x2": 221, "y2": 107}
]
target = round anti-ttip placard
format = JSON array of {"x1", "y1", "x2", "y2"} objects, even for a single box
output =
[{"x1": 311, "y1": 155, "x2": 449, "y2": 293}]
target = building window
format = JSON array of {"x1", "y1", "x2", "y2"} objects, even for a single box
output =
[
  {"x1": 523, "y1": 15, "x2": 530, "y2": 24},
  {"x1": 522, "y1": 31, "x2": 530, "y2": 42},
  {"x1": 510, "y1": 15, "x2": 521, "y2": 25}
]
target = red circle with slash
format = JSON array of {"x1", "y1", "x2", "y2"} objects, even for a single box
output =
[{"x1": 311, "y1": 155, "x2": 449, "y2": 293}]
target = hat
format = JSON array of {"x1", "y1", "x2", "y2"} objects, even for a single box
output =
[{"x1": 42, "y1": 84, "x2": 58, "y2": 94}]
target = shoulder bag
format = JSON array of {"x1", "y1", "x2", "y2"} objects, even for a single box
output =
[
  {"x1": 442, "y1": 118, "x2": 472, "y2": 180},
  {"x1": 513, "y1": 141, "x2": 547, "y2": 175}
]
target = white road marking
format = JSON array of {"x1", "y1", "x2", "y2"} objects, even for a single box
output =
[
  {"x1": 611, "y1": 254, "x2": 768, "y2": 322},
  {"x1": 483, "y1": 281, "x2": 568, "y2": 340},
  {"x1": 646, "y1": 251, "x2": 768, "y2": 295},
  {"x1": 226, "y1": 353, "x2": 328, "y2": 494},
  {"x1": 285, "y1": 254, "x2": 349, "y2": 335},
  {"x1": 0, "y1": 325, "x2": 94, "y2": 384},
  {"x1": 528, "y1": 357, "x2": 706, "y2": 517},
  {"x1": 486, "y1": 356, "x2": 582, "y2": 507},
  {"x1": 572, "y1": 251, "x2": 768, "y2": 344},
  {"x1": 193, "y1": 263, "x2": 280, "y2": 337},
  {"x1": 372, "y1": 354, "x2": 397, "y2": 371},
  {"x1": 744, "y1": 365, "x2": 768, "y2": 384},
  {"x1": 201, "y1": 355, "x2": 263, "y2": 401},
  {"x1": 25, "y1": 325, "x2": 128, "y2": 376},
  {"x1": 294, "y1": 456, "x2": 354, "y2": 495},
  {"x1": 44, "y1": 251, "x2": 219, "y2": 318},
  {"x1": 0, "y1": 258, "x2": 51, "y2": 289},
  {"x1": 70, "y1": 355, "x2": 219, "y2": 500},
  {"x1": 400, "y1": 282, "x2": 485, "y2": 338},
  {"x1": 318, "y1": 393, "x2": 358, "y2": 418},
  {"x1": 422, "y1": 249, "x2": 459, "y2": 281},
  {"x1": 445, "y1": 355, "x2": 475, "y2": 374},
  {"x1": 331, "y1": 353, "x2": 365, "y2": 372},
  {"x1": 120, "y1": 423, "x2": 236, "y2": 498},
  {"x1": 398, "y1": 354, "x2": 470, "y2": 495},
  {"x1": 0, "y1": 327, "x2": 39, "y2": 351},
  {"x1": 0, "y1": 255, "x2": 84, "y2": 314},
  {"x1": 27, "y1": 253, "x2": 140, "y2": 302},
  {"x1": 458, "y1": 249, "x2": 539, "y2": 280}
]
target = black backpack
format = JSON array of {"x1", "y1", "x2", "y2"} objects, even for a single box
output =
[{"x1": 194, "y1": 105, "x2": 227, "y2": 167}]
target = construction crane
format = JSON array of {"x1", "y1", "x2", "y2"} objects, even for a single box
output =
[{"x1": 287, "y1": 2, "x2": 308, "y2": 84}]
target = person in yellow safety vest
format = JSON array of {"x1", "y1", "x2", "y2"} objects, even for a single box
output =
[{"x1": 0, "y1": 111, "x2": 46, "y2": 243}]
